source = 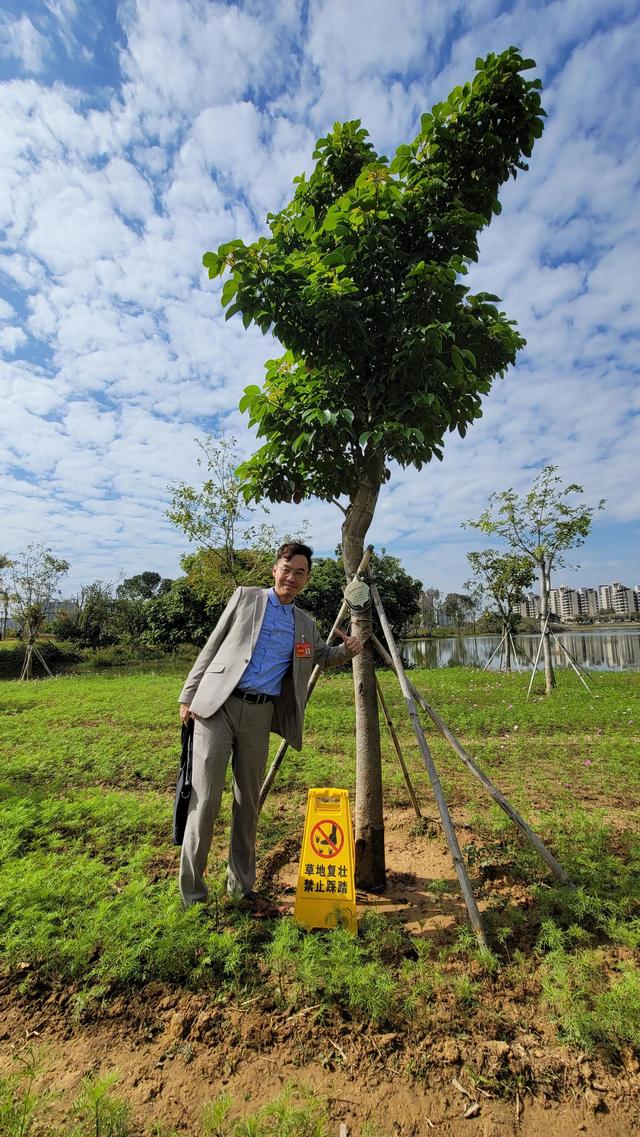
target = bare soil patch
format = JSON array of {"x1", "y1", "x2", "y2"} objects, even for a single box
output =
[{"x1": 1, "y1": 805, "x2": 638, "y2": 1136}]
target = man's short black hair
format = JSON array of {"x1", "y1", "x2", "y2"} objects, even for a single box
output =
[{"x1": 275, "y1": 542, "x2": 313, "y2": 571}]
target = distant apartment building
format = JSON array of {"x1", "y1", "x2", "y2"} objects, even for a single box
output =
[
  {"x1": 549, "y1": 586, "x2": 580, "y2": 620},
  {"x1": 516, "y1": 592, "x2": 541, "y2": 619},
  {"x1": 514, "y1": 581, "x2": 638, "y2": 622},
  {"x1": 576, "y1": 587, "x2": 599, "y2": 617},
  {"x1": 599, "y1": 582, "x2": 635, "y2": 615}
]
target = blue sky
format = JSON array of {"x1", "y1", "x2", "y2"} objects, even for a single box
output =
[{"x1": 1, "y1": 0, "x2": 638, "y2": 597}]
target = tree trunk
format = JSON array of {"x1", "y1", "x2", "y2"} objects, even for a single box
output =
[
  {"x1": 342, "y1": 455, "x2": 386, "y2": 891},
  {"x1": 504, "y1": 621, "x2": 512, "y2": 670},
  {"x1": 539, "y1": 560, "x2": 556, "y2": 693}
]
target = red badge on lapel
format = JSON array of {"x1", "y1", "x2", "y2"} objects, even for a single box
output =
[{"x1": 295, "y1": 641, "x2": 312, "y2": 658}]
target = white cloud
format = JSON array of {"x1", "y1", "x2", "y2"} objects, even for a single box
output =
[
  {"x1": 0, "y1": 325, "x2": 27, "y2": 353},
  {"x1": 0, "y1": 0, "x2": 637, "y2": 597},
  {"x1": 0, "y1": 297, "x2": 16, "y2": 320},
  {"x1": 0, "y1": 15, "x2": 48, "y2": 74}
]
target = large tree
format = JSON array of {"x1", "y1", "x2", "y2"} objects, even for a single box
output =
[
  {"x1": 465, "y1": 549, "x2": 534, "y2": 669},
  {"x1": 467, "y1": 466, "x2": 605, "y2": 692},
  {"x1": 419, "y1": 587, "x2": 441, "y2": 635},
  {"x1": 203, "y1": 48, "x2": 545, "y2": 887},
  {"x1": 442, "y1": 592, "x2": 476, "y2": 635},
  {"x1": 54, "y1": 580, "x2": 117, "y2": 648},
  {"x1": 116, "y1": 572, "x2": 172, "y2": 601}
]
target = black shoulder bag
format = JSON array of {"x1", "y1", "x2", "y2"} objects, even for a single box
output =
[{"x1": 172, "y1": 718, "x2": 194, "y2": 846}]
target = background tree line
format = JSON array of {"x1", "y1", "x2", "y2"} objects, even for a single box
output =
[{"x1": 0, "y1": 438, "x2": 422, "y2": 674}]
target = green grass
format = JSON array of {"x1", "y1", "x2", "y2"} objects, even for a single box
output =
[
  {"x1": 0, "y1": 665, "x2": 638, "y2": 1061},
  {"x1": 0, "y1": 1055, "x2": 340, "y2": 1137}
]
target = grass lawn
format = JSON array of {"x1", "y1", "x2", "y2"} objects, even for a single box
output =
[{"x1": 0, "y1": 663, "x2": 638, "y2": 1131}]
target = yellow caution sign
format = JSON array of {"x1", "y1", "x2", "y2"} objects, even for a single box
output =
[{"x1": 293, "y1": 788, "x2": 357, "y2": 934}]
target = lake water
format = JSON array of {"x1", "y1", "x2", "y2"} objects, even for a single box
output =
[{"x1": 401, "y1": 627, "x2": 640, "y2": 671}]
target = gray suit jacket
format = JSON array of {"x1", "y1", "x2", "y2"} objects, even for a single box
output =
[{"x1": 178, "y1": 587, "x2": 352, "y2": 750}]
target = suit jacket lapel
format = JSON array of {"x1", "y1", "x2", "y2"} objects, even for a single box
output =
[{"x1": 251, "y1": 590, "x2": 269, "y2": 653}]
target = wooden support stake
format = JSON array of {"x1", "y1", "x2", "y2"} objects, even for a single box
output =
[
  {"x1": 548, "y1": 630, "x2": 593, "y2": 694},
  {"x1": 482, "y1": 628, "x2": 509, "y2": 672},
  {"x1": 374, "y1": 673, "x2": 422, "y2": 819},
  {"x1": 509, "y1": 632, "x2": 522, "y2": 673},
  {"x1": 527, "y1": 613, "x2": 550, "y2": 700},
  {"x1": 33, "y1": 644, "x2": 54, "y2": 677},
  {"x1": 370, "y1": 584, "x2": 489, "y2": 948},
  {"x1": 369, "y1": 632, "x2": 573, "y2": 887},
  {"x1": 258, "y1": 546, "x2": 374, "y2": 811}
]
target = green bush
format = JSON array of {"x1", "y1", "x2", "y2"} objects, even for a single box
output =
[{"x1": 0, "y1": 640, "x2": 82, "y2": 679}]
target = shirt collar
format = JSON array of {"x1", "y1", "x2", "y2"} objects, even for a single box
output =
[{"x1": 268, "y1": 586, "x2": 295, "y2": 611}]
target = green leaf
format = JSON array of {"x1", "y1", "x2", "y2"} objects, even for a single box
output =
[
  {"x1": 239, "y1": 385, "x2": 261, "y2": 413},
  {"x1": 291, "y1": 433, "x2": 308, "y2": 453},
  {"x1": 218, "y1": 239, "x2": 245, "y2": 256},
  {"x1": 323, "y1": 251, "x2": 346, "y2": 267},
  {"x1": 451, "y1": 345, "x2": 464, "y2": 371},
  {"x1": 359, "y1": 431, "x2": 372, "y2": 448},
  {"x1": 224, "y1": 302, "x2": 242, "y2": 321},
  {"x1": 221, "y1": 278, "x2": 238, "y2": 306},
  {"x1": 202, "y1": 251, "x2": 221, "y2": 273}
]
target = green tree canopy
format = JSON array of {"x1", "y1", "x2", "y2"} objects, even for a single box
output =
[
  {"x1": 465, "y1": 549, "x2": 534, "y2": 626},
  {"x1": 200, "y1": 46, "x2": 545, "y2": 888},
  {"x1": 116, "y1": 572, "x2": 172, "y2": 601},
  {"x1": 204, "y1": 47, "x2": 544, "y2": 568},
  {"x1": 442, "y1": 592, "x2": 476, "y2": 634},
  {"x1": 54, "y1": 580, "x2": 116, "y2": 648},
  {"x1": 465, "y1": 548, "x2": 535, "y2": 669},
  {"x1": 144, "y1": 579, "x2": 224, "y2": 652}
]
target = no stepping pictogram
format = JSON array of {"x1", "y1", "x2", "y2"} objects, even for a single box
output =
[{"x1": 310, "y1": 819, "x2": 345, "y2": 859}]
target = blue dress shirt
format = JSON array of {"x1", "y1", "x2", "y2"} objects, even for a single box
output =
[{"x1": 238, "y1": 588, "x2": 296, "y2": 696}]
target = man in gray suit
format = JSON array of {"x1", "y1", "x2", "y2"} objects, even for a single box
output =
[{"x1": 178, "y1": 541, "x2": 363, "y2": 911}]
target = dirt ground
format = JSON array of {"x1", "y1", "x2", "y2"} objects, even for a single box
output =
[{"x1": 1, "y1": 805, "x2": 638, "y2": 1136}]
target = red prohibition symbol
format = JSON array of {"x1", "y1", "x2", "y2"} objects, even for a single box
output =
[{"x1": 310, "y1": 819, "x2": 345, "y2": 859}]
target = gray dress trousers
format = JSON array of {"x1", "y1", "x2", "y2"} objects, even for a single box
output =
[{"x1": 179, "y1": 694, "x2": 274, "y2": 906}]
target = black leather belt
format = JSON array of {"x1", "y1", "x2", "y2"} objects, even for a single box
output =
[{"x1": 231, "y1": 687, "x2": 273, "y2": 705}]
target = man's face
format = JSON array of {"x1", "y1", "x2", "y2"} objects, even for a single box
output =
[{"x1": 272, "y1": 554, "x2": 310, "y2": 602}]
